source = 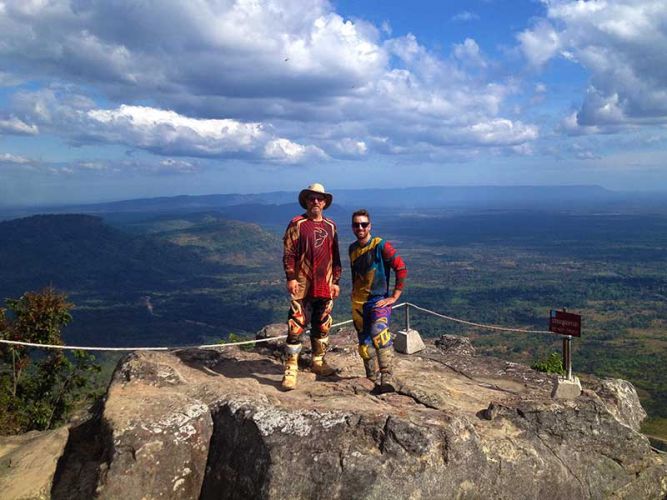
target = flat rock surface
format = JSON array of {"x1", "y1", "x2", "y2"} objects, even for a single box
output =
[{"x1": 8, "y1": 329, "x2": 667, "y2": 499}]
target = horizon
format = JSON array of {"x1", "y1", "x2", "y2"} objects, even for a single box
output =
[
  {"x1": 3, "y1": 183, "x2": 667, "y2": 212},
  {"x1": 1, "y1": 0, "x2": 667, "y2": 206}
]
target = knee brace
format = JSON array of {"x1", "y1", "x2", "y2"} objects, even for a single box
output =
[
  {"x1": 287, "y1": 301, "x2": 306, "y2": 340},
  {"x1": 288, "y1": 317, "x2": 305, "y2": 338},
  {"x1": 358, "y1": 343, "x2": 373, "y2": 360},
  {"x1": 318, "y1": 314, "x2": 333, "y2": 336},
  {"x1": 371, "y1": 319, "x2": 392, "y2": 349},
  {"x1": 312, "y1": 300, "x2": 333, "y2": 338}
]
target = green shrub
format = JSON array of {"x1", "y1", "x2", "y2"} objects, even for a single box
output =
[
  {"x1": 224, "y1": 333, "x2": 256, "y2": 352},
  {"x1": 531, "y1": 352, "x2": 565, "y2": 375}
]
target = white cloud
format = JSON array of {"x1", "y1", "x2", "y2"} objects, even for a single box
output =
[
  {"x1": 86, "y1": 105, "x2": 267, "y2": 156},
  {"x1": 0, "y1": 0, "x2": 386, "y2": 102},
  {"x1": 451, "y1": 11, "x2": 479, "y2": 22},
  {"x1": 158, "y1": 159, "x2": 199, "y2": 174},
  {"x1": 264, "y1": 138, "x2": 326, "y2": 163},
  {"x1": 520, "y1": 0, "x2": 667, "y2": 129},
  {"x1": 518, "y1": 20, "x2": 560, "y2": 67},
  {"x1": 0, "y1": 0, "x2": 540, "y2": 161},
  {"x1": 453, "y1": 38, "x2": 487, "y2": 68},
  {"x1": 558, "y1": 111, "x2": 601, "y2": 136},
  {"x1": 329, "y1": 138, "x2": 368, "y2": 158},
  {"x1": 11, "y1": 89, "x2": 322, "y2": 162},
  {"x1": 0, "y1": 152, "x2": 33, "y2": 165},
  {"x1": 0, "y1": 115, "x2": 39, "y2": 135}
]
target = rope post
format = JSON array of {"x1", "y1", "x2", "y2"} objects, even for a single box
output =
[
  {"x1": 558, "y1": 307, "x2": 574, "y2": 380},
  {"x1": 563, "y1": 335, "x2": 572, "y2": 380},
  {"x1": 405, "y1": 303, "x2": 411, "y2": 332}
]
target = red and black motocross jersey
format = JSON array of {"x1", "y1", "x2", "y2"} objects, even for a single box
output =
[{"x1": 283, "y1": 214, "x2": 342, "y2": 299}]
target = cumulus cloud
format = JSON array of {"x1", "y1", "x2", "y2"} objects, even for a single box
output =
[
  {"x1": 0, "y1": 0, "x2": 539, "y2": 162},
  {"x1": 0, "y1": 0, "x2": 386, "y2": 102},
  {"x1": 519, "y1": 0, "x2": 667, "y2": 129},
  {"x1": 10, "y1": 88, "x2": 322, "y2": 162},
  {"x1": 0, "y1": 152, "x2": 33, "y2": 165},
  {"x1": 264, "y1": 138, "x2": 326, "y2": 163},
  {"x1": 0, "y1": 115, "x2": 39, "y2": 135},
  {"x1": 453, "y1": 38, "x2": 487, "y2": 68},
  {"x1": 86, "y1": 105, "x2": 268, "y2": 157},
  {"x1": 329, "y1": 138, "x2": 368, "y2": 158},
  {"x1": 518, "y1": 20, "x2": 561, "y2": 67}
]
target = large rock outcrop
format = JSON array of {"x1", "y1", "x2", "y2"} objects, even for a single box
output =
[
  {"x1": 13, "y1": 329, "x2": 667, "y2": 499},
  {"x1": 0, "y1": 427, "x2": 70, "y2": 499}
]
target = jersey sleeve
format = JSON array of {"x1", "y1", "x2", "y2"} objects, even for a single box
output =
[
  {"x1": 282, "y1": 220, "x2": 299, "y2": 280},
  {"x1": 381, "y1": 240, "x2": 407, "y2": 291},
  {"x1": 332, "y1": 224, "x2": 342, "y2": 285}
]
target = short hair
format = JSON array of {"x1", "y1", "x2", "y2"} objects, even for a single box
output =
[{"x1": 352, "y1": 209, "x2": 371, "y2": 222}]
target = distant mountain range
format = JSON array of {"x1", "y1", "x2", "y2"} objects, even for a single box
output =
[{"x1": 3, "y1": 185, "x2": 666, "y2": 221}]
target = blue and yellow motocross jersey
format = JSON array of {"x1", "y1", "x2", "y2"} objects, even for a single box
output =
[{"x1": 349, "y1": 236, "x2": 407, "y2": 305}]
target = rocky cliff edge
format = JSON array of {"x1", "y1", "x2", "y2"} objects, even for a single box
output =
[{"x1": 5, "y1": 327, "x2": 667, "y2": 499}]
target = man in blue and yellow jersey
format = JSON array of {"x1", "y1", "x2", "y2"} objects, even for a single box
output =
[
  {"x1": 282, "y1": 183, "x2": 342, "y2": 390},
  {"x1": 349, "y1": 209, "x2": 407, "y2": 392}
]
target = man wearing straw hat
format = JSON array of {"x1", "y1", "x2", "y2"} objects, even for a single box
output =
[{"x1": 281, "y1": 183, "x2": 342, "y2": 390}]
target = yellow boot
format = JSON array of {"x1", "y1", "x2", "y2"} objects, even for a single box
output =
[
  {"x1": 358, "y1": 344, "x2": 378, "y2": 382},
  {"x1": 281, "y1": 343, "x2": 301, "y2": 390},
  {"x1": 377, "y1": 346, "x2": 396, "y2": 393},
  {"x1": 310, "y1": 337, "x2": 337, "y2": 376}
]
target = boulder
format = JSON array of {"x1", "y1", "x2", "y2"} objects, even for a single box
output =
[
  {"x1": 255, "y1": 323, "x2": 287, "y2": 341},
  {"x1": 435, "y1": 334, "x2": 476, "y2": 357},
  {"x1": 16, "y1": 335, "x2": 667, "y2": 499},
  {"x1": 590, "y1": 378, "x2": 648, "y2": 432},
  {"x1": 0, "y1": 427, "x2": 69, "y2": 499}
]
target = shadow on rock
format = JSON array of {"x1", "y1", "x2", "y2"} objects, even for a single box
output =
[{"x1": 175, "y1": 347, "x2": 284, "y2": 389}]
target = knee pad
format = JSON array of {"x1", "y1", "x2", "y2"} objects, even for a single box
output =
[
  {"x1": 371, "y1": 328, "x2": 392, "y2": 349},
  {"x1": 358, "y1": 344, "x2": 373, "y2": 360},
  {"x1": 288, "y1": 317, "x2": 305, "y2": 337},
  {"x1": 318, "y1": 314, "x2": 333, "y2": 335}
]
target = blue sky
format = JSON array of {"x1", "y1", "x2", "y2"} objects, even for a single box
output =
[{"x1": 1, "y1": 0, "x2": 666, "y2": 206}]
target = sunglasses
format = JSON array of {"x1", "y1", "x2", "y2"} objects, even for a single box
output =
[
  {"x1": 352, "y1": 222, "x2": 370, "y2": 228},
  {"x1": 308, "y1": 195, "x2": 325, "y2": 203}
]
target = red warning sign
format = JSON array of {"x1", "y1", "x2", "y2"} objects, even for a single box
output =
[{"x1": 549, "y1": 310, "x2": 581, "y2": 337}]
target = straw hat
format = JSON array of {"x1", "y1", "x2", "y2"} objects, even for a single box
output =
[{"x1": 298, "y1": 183, "x2": 333, "y2": 210}]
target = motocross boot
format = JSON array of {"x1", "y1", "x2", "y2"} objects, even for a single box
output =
[
  {"x1": 358, "y1": 344, "x2": 378, "y2": 382},
  {"x1": 310, "y1": 337, "x2": 337, "y2": 376},
  {"x1": 281, "y1": 343, "x2": 302, "y2": 390},
  {"x1": 377, "y1": 346, "x2": 396, "y2": 393}
]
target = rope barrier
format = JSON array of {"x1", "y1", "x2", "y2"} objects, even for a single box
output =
[
  {"x1": 0, "y1": 301, "x2": 551, "y2": 352},
  {"x1": 405, "y1": 303, "x2": 553, "y2": 334}
]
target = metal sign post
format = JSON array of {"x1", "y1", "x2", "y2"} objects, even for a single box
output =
[
  {"x1": 549, "y1": 309, "x2": 581, "y2": 381},
  {"x1": 563, "y1": 335, "x2": 572, "y2": 380}
]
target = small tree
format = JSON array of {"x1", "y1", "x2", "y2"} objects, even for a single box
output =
[
  {"x1": 0, "y1": 287, "x2": 100, "y2": 432},
  {"x1": 1, "y1": 287, "x2": 73, "y2": 396}
]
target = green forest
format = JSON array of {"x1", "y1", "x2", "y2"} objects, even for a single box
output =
[{"x1": 0, "y1": 209, "x2": 665, "y2": 440}]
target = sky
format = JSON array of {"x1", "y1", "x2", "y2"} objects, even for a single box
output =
[{"x1": 1, "y1": 0, "x2": 667, "y2": 206}]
